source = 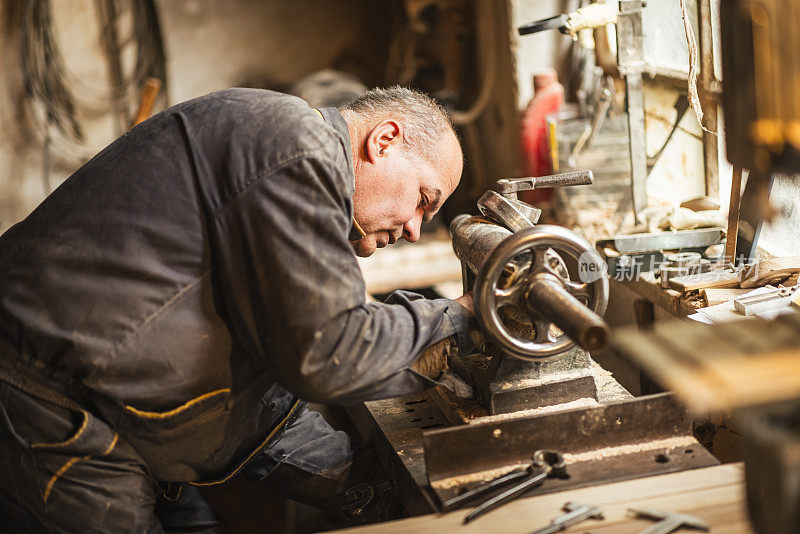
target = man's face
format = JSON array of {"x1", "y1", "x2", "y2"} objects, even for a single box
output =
[{"x1": 351, "y1": 122, "x2": 462, "y2": 257}]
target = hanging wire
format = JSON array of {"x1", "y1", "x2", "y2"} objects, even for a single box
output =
[{"x1": 20, "y1": 0, "x2": 168, "y2": 168}]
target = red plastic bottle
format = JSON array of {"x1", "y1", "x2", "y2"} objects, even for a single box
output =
[{"x1": 519, "y1": 69, "x2": 564, "y2": 204}]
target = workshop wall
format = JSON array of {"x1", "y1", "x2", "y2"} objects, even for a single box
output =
[
  {"x1": 510, "y1": 0, "x2": 573, "y2": 108},
  {"x1": 0, "y1": 0, "x2": 388, "y2": 231}
]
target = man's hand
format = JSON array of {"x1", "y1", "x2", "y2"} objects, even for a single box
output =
[
  {"x1": 455, "y1": 292, "x2": 474, "y2": 315},
  {"x1": 409, "y1": 292, "x2": 479, "y2": 396}
]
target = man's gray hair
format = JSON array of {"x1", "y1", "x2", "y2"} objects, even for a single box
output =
[{"x1": 339, "y1": 86, "x2": 455, "y2": 159}]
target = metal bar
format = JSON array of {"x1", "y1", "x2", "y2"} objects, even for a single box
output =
[
  {"x1": 617, "y1": 1, "x2": 648, "y2": 223},
  {"x1": 494, "y1": 171, "x2": 594, "y2": 196},
  {"x1": 625, "y1": 72, "x2": 648, "y2": 223},
  {"x1": 526, "y1": 276, "x2": 610, "y2": 352},
  {"x1": 423, "y1": 393, "x2": 717, "y2": 504},
  {"x1": 596, "y1": 228, "x2": 725, "y2": 254}
]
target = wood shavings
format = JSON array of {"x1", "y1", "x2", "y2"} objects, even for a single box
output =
[
  {"x1": 562, "y1": 435, "x2": 697, "y2": 464},
  {"x1": 431, "y1": 463, "x2": 528, "y2": 490},
  {"x1": 680, "y1": 0, "x2": 715, "y2": 135},
  {"x1": 467, "y1": 398, "x2": 599, "y2": 424},
  {"x1": 557, "y1": 197, "x2": 626, "y2": 246}
]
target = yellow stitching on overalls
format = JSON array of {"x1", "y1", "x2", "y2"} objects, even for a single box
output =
[
  {"x1": 41, "y1": 433, "x2": 119, "y2": 504},
  {"x1": 43, "y1": 456, "x2": 85, "y2": 503},
  {"x1": 189, "y1": 399, "x2": 302, "y2": 487},
  {"x1": 160, "y1": 483, "x2": 184, "y2": 502},
  {"x1": 31, "y1": 410, "x2": 89, "y2": 449},
  {"x1": 124, "y1": 389, "x2": 231, "y2": 419},
  {"x1": 102, "y1": 433, "x2": 119, "y2": 456}
]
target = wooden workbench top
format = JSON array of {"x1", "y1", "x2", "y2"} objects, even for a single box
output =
[{"x1": 335, "y1": 463, "x2": 751, "y2": 533}]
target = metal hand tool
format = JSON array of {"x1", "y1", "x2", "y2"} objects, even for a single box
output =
[
  {"x1": 462, "y1": 450, "x2": 568, "y2": 524},
  {"x1": 530, "y1": 502, "x2": 604, "y2": 534},
  {"x1": 439, "y1": 465, "x2": 531, "y2": 512},
  {"x1": 629, "y1": 506, "x2": 710, "y2": 534},
  {"x1": 734, "y1": 284, "x2": 800, "y2": 316}
]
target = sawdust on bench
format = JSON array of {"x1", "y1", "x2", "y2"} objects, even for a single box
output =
[{"x1": 467, "y1": 397, "x2": 599, "y2": 424}]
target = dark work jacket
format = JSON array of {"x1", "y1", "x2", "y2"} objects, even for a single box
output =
[{"x1": 0, "y1": 89, "x2": 468, "y2": 482}]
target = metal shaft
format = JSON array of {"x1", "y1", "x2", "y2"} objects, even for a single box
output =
[
  {"x1": 526, "y1": 276, "x2": 609, "y2": 352},
  {"x1": 450, "y1": 215, "x2": 512, "y2": 275}
]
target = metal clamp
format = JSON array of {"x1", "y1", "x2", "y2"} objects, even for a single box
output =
[{"x1": 477, "y1": 190, "x2": 541, "y2": 233}]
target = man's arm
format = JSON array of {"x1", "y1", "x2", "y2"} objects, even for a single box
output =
[{"x1": 209, "y1": 153, "x2": 471, "y2": 404}]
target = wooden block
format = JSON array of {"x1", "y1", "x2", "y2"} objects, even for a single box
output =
[
  {"x1": 791, "y1": 290, "x2": 800, "y2": 311},
  {"x1": 740, "y1": 256, "x2": 800, "y2": 289},
  {"x1": 669, "y1": 270, "x2": 740, "y2": 292},
  {"x1": 702, "y1": 288, "x2": 751, "y2": 306}
]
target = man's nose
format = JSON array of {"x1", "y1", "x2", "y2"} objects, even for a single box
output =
[{"x1": 402, "y1": 212, "x2": 423, "y2": 243}]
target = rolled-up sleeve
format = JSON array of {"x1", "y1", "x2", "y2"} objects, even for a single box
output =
[{"x1": 210, "y1": 152, "x2": 470, "y2": 404}]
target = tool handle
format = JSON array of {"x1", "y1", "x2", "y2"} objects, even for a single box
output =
[
  {"x1": 495, "y1": 171, "x2": 593, "y2": 197},
  {"x1": 518, "y1": 14, "x2": 568, "y2": 35},
  {"x1": 132, "y1": 78, "x2": 162, "y2": 127},
  {"x1": 440, "y1": 469, "x2": 528, "y2": 511},
  {"x1": 464, "y1": 471, "x2": 548, "y2": 523},
  {"x1": 532, "y1": 170, "x2": 594, "y2": 189}
]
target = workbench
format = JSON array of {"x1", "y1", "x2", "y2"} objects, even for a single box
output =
[
  {"x1": 612, "y1": 273, "x2": 704, "y2": 318},
  {"x1": 346, "y1": 361, "x2": 634, "y2": 514},
  {"x1": 334, "y1": 463, "x2": 751, "y2": 533}
]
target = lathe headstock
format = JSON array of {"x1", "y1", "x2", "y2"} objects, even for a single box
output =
[{"x1": 451, "y1": 171, "x2": 610, "y2": 362}]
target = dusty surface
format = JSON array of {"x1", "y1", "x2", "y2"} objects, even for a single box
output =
[
  {"x1": 430, "y1": 435, "x2": 699, "y2": 490},
  {"x1": 430, "y1": 463, "x2": 529, "y2": 490},
  {"x1": 562, "y1": 435, "x2": 698, "y2": 464},
  {"x1": 467, "y1": 397, "x2": 599, "y2": 424}
]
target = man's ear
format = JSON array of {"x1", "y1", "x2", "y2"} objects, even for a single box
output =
[{"x1": 364, "y1": 120, "x2": 402, "y2": 163}]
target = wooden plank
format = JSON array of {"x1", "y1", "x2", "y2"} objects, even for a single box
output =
[
  {"x1": 725, "y1": 166, "x2": 743, "y2": 264},
  {"x1": 702, "y1": 288, "x2": 751, "y2": 306},
  {"x1": 613, "y1": 318, "x2": 800, "y2": 413},
  {"x1": 668, "y1": 270, "x2": 741, "y2": 292},
  {"x1": 333, "y1": 464, "x2": 749, "y2": 533},
  {"x1": 740, "y1": 257, "x2": 800, "y2": 288},
  {"x1": 612, "y1": 331, "x2": 721, "y2": 413},
  {"x1": 611, "y1": 276, "x2": 703, "y2": 317}
]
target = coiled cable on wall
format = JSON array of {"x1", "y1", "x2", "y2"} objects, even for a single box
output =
[{"x1": 20, "y1": 0, "x2": 168, "y2": 166}]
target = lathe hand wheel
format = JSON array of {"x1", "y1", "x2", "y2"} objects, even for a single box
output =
[{"x1": 473, "y1": 225, "x2": 609, "y2": 361}]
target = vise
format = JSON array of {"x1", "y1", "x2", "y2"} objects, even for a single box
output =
[{"x1": 449, "y1": 171, "x2": 611, "y2": 414}]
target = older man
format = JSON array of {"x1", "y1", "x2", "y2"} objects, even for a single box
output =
[{"x1": 0, "y1": 86, "x2": 472, "y2": 532}]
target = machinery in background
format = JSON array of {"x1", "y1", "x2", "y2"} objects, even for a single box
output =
[
  {"x1": 608, "y1": 3, "x2": 800, "y2": 532},
  {"x1": 384, "y1": 0, "x2": 521, "y2": 220},
  {"x1": 721, "y1": 0, "x2": 800, "y2": 259},
  {"x1": 515, "y1": 2, "x2": 648, "y2": 226},
  {"x1": 719, "y1": 1, "x2": 800, "y2": 532}
]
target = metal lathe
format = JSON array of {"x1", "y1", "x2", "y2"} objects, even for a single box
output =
[{"x1": 348, "y1": 171, "x2": 718, "y2": 514}]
